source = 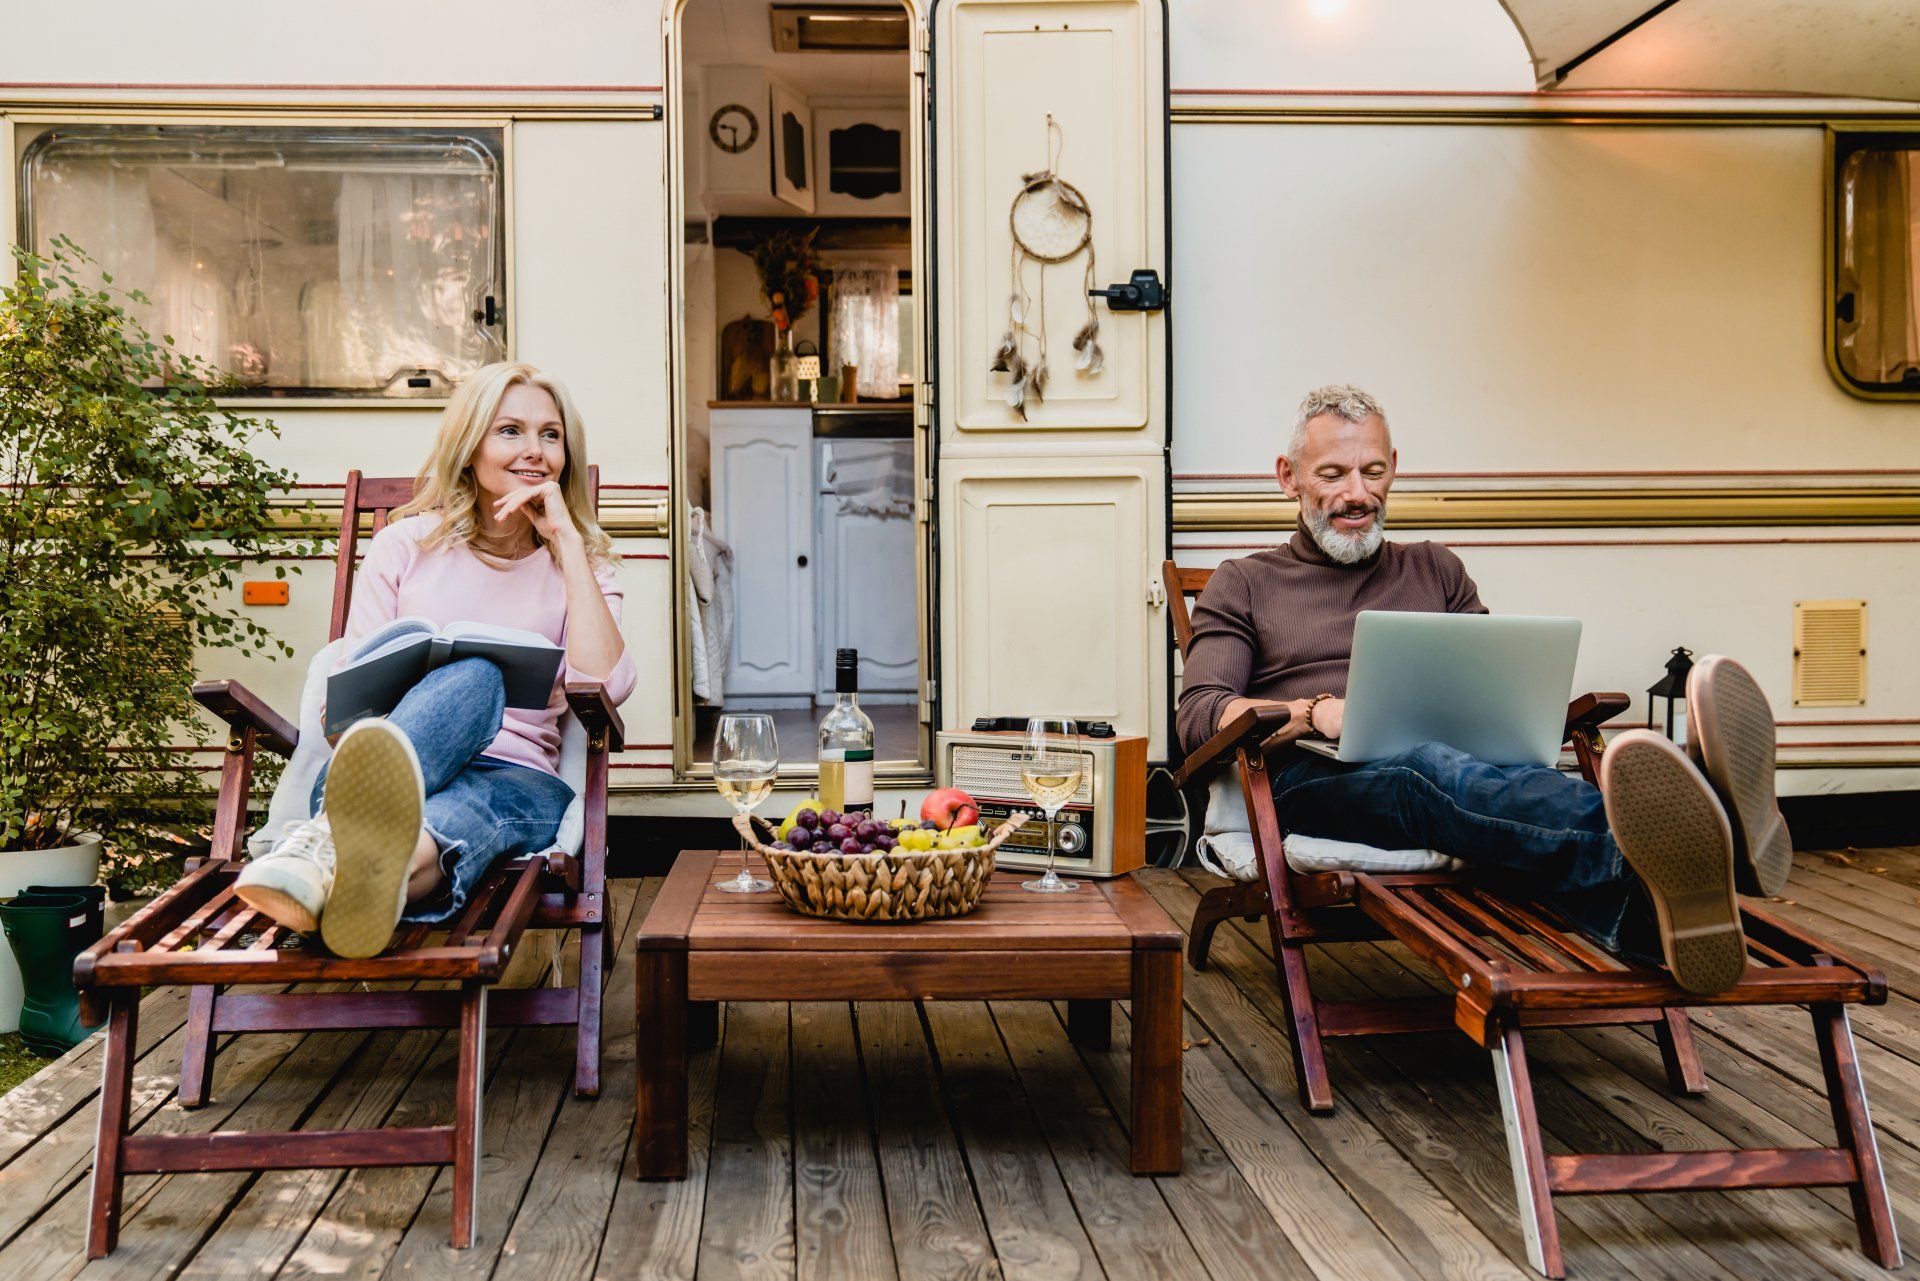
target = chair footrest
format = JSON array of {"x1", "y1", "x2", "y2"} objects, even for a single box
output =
[
  {"x1": 1546, "y1": 1148, "x2": 1858, "y2": 1195},
  {"x1": 123, "y1": 1126, "x2": 456, "y2": 1174}
]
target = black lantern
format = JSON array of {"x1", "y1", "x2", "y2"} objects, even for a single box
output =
[{"x1": 1646, "y1": 646, "x2": 1695, "y2": 740}]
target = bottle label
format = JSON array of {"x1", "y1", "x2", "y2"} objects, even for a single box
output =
[{"x1": 819, "y1": 747, "x2": 875, "y2": 810}]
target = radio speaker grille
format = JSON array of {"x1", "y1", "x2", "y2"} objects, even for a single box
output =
[
  {"x1": 1792, "y1": 599, "x2": 1867, "y2": 707},
  {"x1": 949, "y1": 745, "x2": 1094, "y2": 805}
]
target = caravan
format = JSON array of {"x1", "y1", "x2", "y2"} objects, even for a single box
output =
[{"x1": 3, "y1": 0, "x2": 1917, "y2": 819}]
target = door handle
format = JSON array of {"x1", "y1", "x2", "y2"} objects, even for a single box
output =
[
  {"x1": 797, "y1": 554, "x2": 809, "y2": 568},
  {"x1": 1089, "y1": 268, "x2": 1167, "y2": 313}
]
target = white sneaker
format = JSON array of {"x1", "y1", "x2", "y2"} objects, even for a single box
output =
[
  {"x1": 235, "y1": 816, "x2": 335, "y2": 933},
  {"x1": 319, "y1": 720, "x2": 426, "y2": 960}
]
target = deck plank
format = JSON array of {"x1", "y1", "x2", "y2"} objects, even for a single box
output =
[
  {"x1": 920, "y1": 1001, "x2": 1103, "y2": 1281},
  {"x1": 989, "y1": 1000, "x2": 1210, "y2": 1281},
  {"x1": 0, "y1": 859, "x2": 1910, "y2": 1281},
  {"x1": 790, "y1": 1003, "x2": 897, "y2": 1281},
  {"x1": 693, "y1": 1001, "x2": 795, "y2": 1281},
  {"x1": 856, "y1": 1001, "x2": 999, "y2": 1281}
]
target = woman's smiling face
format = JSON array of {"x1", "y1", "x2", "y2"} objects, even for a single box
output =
[{"x1": 469, "y1": 382, "x2": 566, "y2": 506}]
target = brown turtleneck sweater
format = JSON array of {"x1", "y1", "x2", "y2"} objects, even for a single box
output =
[{"x1": 1176, "y1": 522, "x2": 1487, "y2": 754}]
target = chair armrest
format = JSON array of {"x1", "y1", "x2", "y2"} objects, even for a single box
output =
[
  {"x1": 1172, "y1": 706, "x2": 1291, "y2": 789},
  {"x1": 565, "y1": 682, "x2": 626, "y2": 752},
  {"x1": 1563, "y1": 691, "x2": 1631, "y2": 742},
  {"x1": 192, "y1": 680, "x2": 299, "y2": 758}
]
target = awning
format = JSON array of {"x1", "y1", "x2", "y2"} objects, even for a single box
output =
[{"x1": 1499, "y1": 0, "x2": 1920, "y2": 101}]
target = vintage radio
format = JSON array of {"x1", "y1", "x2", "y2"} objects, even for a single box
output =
[{"x1": 935, "y1": 727, "x2": 1145, "y2": 878}]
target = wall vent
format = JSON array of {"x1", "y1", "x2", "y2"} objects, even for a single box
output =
[
  {"x1": 1793, "y1": 600, "x2": 1868, "y2": 707},
  {"x1": 770, "y1": 6, "x2": 910, "y2": 53}
]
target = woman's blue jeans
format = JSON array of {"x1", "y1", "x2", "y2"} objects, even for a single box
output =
[
  {"x1": 312, "y1": 652, "x2": 575, "y2": 926},
  {"x1": 1268, "y1": 741, "x2": 1661, "y2": 964}
]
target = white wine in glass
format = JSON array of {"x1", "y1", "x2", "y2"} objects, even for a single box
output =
[
  {"x1": 714, "y1": 712, "x2": 778, "y2": 893},
  {"x1": 1019, "y1": 717, "x2": 1083, "y2": 894}
]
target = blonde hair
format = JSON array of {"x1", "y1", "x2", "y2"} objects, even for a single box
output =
[{"x1": 394, "y1": 362, "x2": 615, "y2": 567}]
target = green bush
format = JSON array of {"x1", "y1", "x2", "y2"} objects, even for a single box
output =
[{"x1": 1, "y1": 238, "x2": 312, "y2": 884}]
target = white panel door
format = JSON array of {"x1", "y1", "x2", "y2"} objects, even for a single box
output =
[
  {"x1": 712, "y1": 408, "x2": 814, "y2": 697},
  {"x1": 930, "y1": 0, "x2": 1171, "y2": 753}
]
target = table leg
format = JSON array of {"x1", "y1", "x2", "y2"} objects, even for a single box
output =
[
  {"x1": 1130, "y1": 949, "x2": 1181, "y2": 1175},
  {"x1": 635, "y1": 946, "x2": 689, "y2": 1179},
  {"x1": 1067, "y1": 999, "x2": 1111, "y2": 1049}
]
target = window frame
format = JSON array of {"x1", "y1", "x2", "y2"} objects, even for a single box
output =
[
  {"x1": 1827, "y1": 125, "x2": 1920, "y2": 402},
  {"x1": 10, "y1": 112, "x2": 517, "y2": 409}
]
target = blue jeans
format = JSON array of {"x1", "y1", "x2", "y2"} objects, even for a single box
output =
[
  {"x1": 1268, "y1": 742, "x2": 1660, "y2": 963},
  {"x1": 313, "y1": 647, "x2": 575, "y2": 926}
]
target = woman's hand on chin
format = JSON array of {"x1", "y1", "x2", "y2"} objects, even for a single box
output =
[{"x1": 493, "y1": 481, "x2": 581, "y2": 551}]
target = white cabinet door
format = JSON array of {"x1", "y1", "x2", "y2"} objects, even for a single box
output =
[{"x1": 712, "y1": 408, "x2": 814, "y2": 697}]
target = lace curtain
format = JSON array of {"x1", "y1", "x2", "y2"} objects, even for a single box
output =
[
  {"x1": 1837, "y1": 148, "x2": 1920, "y2": 386},
  {"x1": 829, "y1": 262, "x2": 900, "y2": 397}
]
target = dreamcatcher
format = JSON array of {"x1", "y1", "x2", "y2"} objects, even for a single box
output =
[{"x1": 991, "y1": 115, "x2": 1103, "y2": 420}]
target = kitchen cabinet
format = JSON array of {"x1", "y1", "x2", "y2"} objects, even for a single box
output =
[{"x1": 711, "y1": 407, "x2": 814, "y2": 699}]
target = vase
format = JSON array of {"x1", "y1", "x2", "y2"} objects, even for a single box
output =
[
  {"x1": 0, "y1": 831, "x2": 102, "y2": 1033},
  {"x1": 769, "y1": 327, "x2": 799, "y2": 402}
]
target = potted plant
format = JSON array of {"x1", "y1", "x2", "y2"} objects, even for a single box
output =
[
  {"x1": 746, "y1": 228, "x2": 820, "y2": 400},
  {"x1": 0, "y1": 238, "x2": 308, "y2": 1027}
]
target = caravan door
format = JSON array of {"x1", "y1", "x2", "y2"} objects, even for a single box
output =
[{"x1": 929, "y1": 0, "x2": 1171, "y2": 753}]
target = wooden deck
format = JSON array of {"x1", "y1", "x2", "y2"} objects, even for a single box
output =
[{"x1": 0, "y1": 848, "x2": 1916, "y2": 1279}]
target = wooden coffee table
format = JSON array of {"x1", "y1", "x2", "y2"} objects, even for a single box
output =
[{"x1": 635, "y1": 851, "x2": 1183, "y2": 1178}]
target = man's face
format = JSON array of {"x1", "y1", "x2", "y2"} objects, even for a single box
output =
[{"x1": 1276, "y1": 412, "x2": 1396, "y2": 564}]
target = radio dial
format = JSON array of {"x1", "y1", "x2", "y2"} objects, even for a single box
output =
[{"x1": 1055, "y1": 824, "x2": 1087, "y2": 855}]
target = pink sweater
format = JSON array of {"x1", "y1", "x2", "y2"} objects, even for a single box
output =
[{"x1": 336, "y1": 514, "x2": 638, "y2": 778}]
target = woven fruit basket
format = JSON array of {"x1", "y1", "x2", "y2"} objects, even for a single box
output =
[{"x1": 731, "y1": 811, "x2": 1031, "y2": 922}]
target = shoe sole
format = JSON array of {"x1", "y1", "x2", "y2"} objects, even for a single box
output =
[
  {"x1": 320, "y1": 722, "x2": 423, "y2": 959},
  {"x1": 233, "y1": 882, "x2": 319, "y2": 935},
  {"x1": 1688, "y1": 655, "x2": 1791, "y2": 897},
  {"x1": 1603, "y1": 731, "x2": 1747, "y2": 995}
]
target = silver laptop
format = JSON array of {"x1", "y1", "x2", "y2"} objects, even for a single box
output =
[{"x1": 1298, "y1": 611, "x2": 1582, "y2": 768}]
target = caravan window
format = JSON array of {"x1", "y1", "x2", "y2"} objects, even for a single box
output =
[
  {"x1": 1834, "y1": 134, "x2": 1920, "y2": 396},
  {"x1": 18, "y1": 124, "x2": 506, "y2": 398}
]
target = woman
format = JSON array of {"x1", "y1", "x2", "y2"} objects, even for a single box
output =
[{"x1": 236, "y1": 363, "x2": 637, "y2": 958}]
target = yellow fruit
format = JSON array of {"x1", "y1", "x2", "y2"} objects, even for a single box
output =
[
  {"x1": 777, "y1": 797, "x2": 823, "y2": 840},
  {"x1": 887, "y1": 817, "x2": 917, "y2": 831}
]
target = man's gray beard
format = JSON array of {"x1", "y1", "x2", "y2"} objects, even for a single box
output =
[{"x1": 1303, "y1": 503, "x2": 1386, "y2": 565}]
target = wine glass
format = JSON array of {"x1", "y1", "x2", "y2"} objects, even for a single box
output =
[
  {"x1": 714, "y1": 712, "x2": 778, "y2": 893},
  {"x1": 1019, "y1": 717, "x2": 1084, "y2": 894}
]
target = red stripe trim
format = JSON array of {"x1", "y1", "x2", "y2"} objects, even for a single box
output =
[
  {"x1": 1168, "y1": 87, "x2": 1828, "y2": 101},
  {"x1": 1173, "y1": 469, "x2": 1920, "y2": 481},
  {"x1": 1177, "y1": 537, "x2": 1920, "y2": 549},
  {"x1": 0, "y1": 81, "x2": 661, "y2": 93}
]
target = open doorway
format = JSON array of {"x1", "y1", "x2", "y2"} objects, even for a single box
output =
[{"x1": 670, "y1": 0, "x2": 929, "y2": 774}]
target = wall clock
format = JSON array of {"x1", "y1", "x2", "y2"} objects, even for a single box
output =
[{"x1": 709, "y1": 104, "x2": 759, "y2": 154}]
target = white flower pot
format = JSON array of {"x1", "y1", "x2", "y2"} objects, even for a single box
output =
[{"x1": 0, "y1": 833, "x2": 103, "y2": 1034}]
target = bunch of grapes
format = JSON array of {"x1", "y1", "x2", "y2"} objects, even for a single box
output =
[{"x1": 773, "y1": 808, "x2": 933, "y2": 857}]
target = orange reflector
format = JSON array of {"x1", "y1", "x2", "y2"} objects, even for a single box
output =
[{"x1": 243, "y1": 581, "x2": 289, "y2": 606}]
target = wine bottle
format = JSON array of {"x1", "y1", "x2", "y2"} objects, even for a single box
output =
[{"x1": 818, "y1": 648, "x2": 875, "y2": 814}]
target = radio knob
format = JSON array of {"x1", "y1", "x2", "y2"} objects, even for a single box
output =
[{"x1": 1056, "y1": 824, "x2": 1087, "y2": 855}]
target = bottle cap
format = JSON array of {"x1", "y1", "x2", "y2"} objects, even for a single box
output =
[{"x1": 836, "y1": 648, "x2": 860, "y2": 693}]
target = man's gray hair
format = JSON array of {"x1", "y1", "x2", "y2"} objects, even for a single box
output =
[{"x1": 1289, "y1": 384, "x2": 1389, "y2": 461}]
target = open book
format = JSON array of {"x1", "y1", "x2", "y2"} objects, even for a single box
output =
[{"x1": 324, "y1": 616, "x2": 565, "y2": 736}]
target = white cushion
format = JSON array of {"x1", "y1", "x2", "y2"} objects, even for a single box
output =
[
  {"x1": 1199, "y1": 771, "x2": 1459, "y2": 881},
  {"x1": 248, "y1": 642, "x2": 587, "y2": 860}
]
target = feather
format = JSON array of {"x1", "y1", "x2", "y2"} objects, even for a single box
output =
[
  {"x1": 1074, "y1": 342, "x2": 1093, "y2": 372},
  {"x1": 1011, "y1": 296, "x2": 1027, "y2": 326},
  {"x1": 1070, "y1": 319, "x2": 1097, "y2": 352},
  {"x1": 1086, "y1": 342, "x2": 1104, "y2": 376},
  {"x1": 1032, "y1": 363, "x2": 1051, "y2": 404},
  {"x1": 1021, "y1": 168, "x2": 1053, "y2": 185},
  {"x1": 1005, "y1": 372, "x2": 1026, "y2": 409},
  {"x1": 990, "y1": 330, "x2": 1016, "y2": 373}
]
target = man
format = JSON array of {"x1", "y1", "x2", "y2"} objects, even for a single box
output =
[{"x1": 1177, "y1": 385, "x2": 1790, "y2": 994}]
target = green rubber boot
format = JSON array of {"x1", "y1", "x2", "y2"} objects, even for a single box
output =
[{"x1": 1, "y1": 891, "x2": 104, "y2": 1056}]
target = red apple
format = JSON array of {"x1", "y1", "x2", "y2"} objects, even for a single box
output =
[{"x1": 921, "y1": 788, "x2": 979, "y2": 831}]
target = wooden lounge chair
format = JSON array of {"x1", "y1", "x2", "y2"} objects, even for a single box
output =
[
  {"x1": 1166, "y1": 560, "x2": 1900, "y2": 1276},
  {"x1": 73, "y1": 470, "x2": 623, "y2": 1258}
]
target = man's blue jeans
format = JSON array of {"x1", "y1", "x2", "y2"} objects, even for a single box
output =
[
  {"x1": 313, "y1": 649, "x2": 574, "y2": 926},
  {"x1": 1268, "y1": 741, "x2": 1659, "y2": 963}
]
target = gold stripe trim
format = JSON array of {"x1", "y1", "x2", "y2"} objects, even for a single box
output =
[
  {"x1": 1170, "y1": 103, "x2": 1920, "y2": 128},
  {"x1": 1174, "y1": 487, "x2": 1920, "y2": 532},
  {"x1": 266, "y1": 493, "x2": 670, "y2": 538}
]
